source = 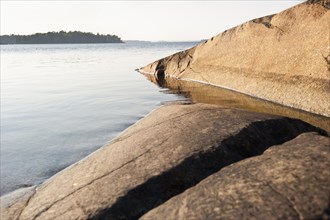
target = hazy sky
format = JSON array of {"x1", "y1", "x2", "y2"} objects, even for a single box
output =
[{"x1": 1, "y1": 1, "x2": 303, "y2": 41}]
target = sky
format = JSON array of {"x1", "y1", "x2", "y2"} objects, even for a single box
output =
[{"x1": 1, "y1": 0, "x2": 303, "y2": 41}]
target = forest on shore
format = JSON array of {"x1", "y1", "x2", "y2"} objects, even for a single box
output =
[{"x1": 0, "y1": 31, "x2": 123, "y2": 44}]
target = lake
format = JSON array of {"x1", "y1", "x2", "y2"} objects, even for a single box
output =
[{"x1": 0, "y1": 42, "x2": 197, "y2": 195}]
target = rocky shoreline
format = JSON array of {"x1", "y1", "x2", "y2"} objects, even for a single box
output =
[
  {"x1": 1, "y1": 0, "x2": 330, "y2": 219},
  {"x1": 1, "y1": 103, "x2": 329, "y2": 219}
]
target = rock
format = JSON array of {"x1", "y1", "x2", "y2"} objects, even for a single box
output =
[
  {"x1": 139, "y1": 0, "x2": 330, "y2": 117},
  {"x1": 0, "y1": 186, "x2": 36, "y2": 220},
  {"x1": 144, "y1": 76, "x2": 330, "y2": 134},
  {"x1": 141, "y1": 132, "x2": 330, "y2": 220},
  {"x1": 0, "y1": 103, "x2": 324, "y2": 220}
]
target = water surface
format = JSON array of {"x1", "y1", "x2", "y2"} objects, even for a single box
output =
[
  {"x1": 143, "y1": 74, "x2": 330, "y2": 133},
  {"x1": 0, "y1": 42, "x2": 197, "y2": 195}
]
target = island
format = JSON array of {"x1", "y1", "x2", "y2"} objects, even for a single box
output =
[{"x1": 0, "y1": 31, "x2": 123, "y2": 44}]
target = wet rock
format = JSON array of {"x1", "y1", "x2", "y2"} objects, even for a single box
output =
[
  {"x1": 143, "y1": 76, "x2": 330, "y2": 133},
  {"x1": 0, "y1": 103, "x2": 323, "y2": 220},
  {"x1": 141, "y1": 132, "x2": 330, "y2": 220}
]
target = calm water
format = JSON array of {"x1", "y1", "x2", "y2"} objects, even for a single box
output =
[{"x1": 0, "y1": 42, "x2": 197, "y2": 195}]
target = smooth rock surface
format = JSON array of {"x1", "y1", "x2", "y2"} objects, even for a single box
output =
[
  {"x1": 139, "y1": 0, "x2": 330, "y2": 116},
  {"x1": 141, "y1": 132, "x2": 330, "y2": 220},
  {"x1": 0, "y1": 103, "x2": 323, "y2": 220},
  {"x1": 144, "y1": 75, "x2": 330, "y2": 133}
]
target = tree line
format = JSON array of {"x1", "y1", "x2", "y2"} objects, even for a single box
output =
[{"x1": 0, "y1": 31, "x2": 123, "y2": 44}]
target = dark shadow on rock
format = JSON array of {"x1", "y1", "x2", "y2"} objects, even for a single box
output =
[
  {"x1": 90, "y1": 118, "x2": 326, "y2": 220},
  {"x1": 317, "y1": 196, "x2": 330, "y2": 220},
  {"x1": 155, "y1": 69, "x2": 165, "y2": 86}
]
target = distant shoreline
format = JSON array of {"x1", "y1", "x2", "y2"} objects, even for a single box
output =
[
  {"x1": 0, "y1": 31, "x2": 123, "y2": 44},
  {"x1": 0, "y1": 42, "x2": 124, "y2": 45}
]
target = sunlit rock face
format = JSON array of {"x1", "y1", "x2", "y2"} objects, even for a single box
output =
[
  {"x1": 1, "y1": 103, "x2": 327, "y2": 220},
  {"x1": 139, "y1": 0, "x2": 330, "y2": 117}
]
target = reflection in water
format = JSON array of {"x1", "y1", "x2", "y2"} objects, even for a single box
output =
[{"x1": 143, "y1": 73, "x2": 330, "y2": 134}]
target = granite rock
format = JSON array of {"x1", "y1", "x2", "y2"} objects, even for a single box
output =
[
  {"x1": 141, "y1": 132, "x2": 330, "y2": 220},
  {"x1": 0, "y1": 103, "x2": 323, "y2": 220},
  {"x1": 139, "y1": 0, "x2": 330, "y2": 116}
]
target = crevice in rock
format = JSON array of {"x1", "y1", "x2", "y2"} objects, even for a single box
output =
[
  {"x1": 188, "y1": 66, "x2": 211, "y2": 84},
  {"x1": 155, "y1": 69, "x2": 165, "y2": 85},
  {"x1": 322, "y1": 53, "x2": 330, "y2": 72},
  {"x1": 90, "y1": 118, "x2": 326, "y2": 220},
  {"x1": 16, "y1": 188, "x2": 36, "y2": 220},
  {"x1": 252, "y1": 14, "x2": 275, "y2": 29},
  {"x1": 30, "y1": 146, "x2": 157, "y2": 220},
  {"x1": 273, "y1": 25, "x2": 285, "y2": 33}
]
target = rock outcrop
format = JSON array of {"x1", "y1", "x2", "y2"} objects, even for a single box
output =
[
  {"x1": 139, "y1": 0, "x2": 330, "y2": 117},
  {"x1": 141, "y1": 132, "x2": 330, "y2": 220},
  {"x1": 144, "y1": 75, "x2": 330, "y2": 133},
  {"x1": 1, "y1": 103, "x2": 326, "y2": 220}
]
